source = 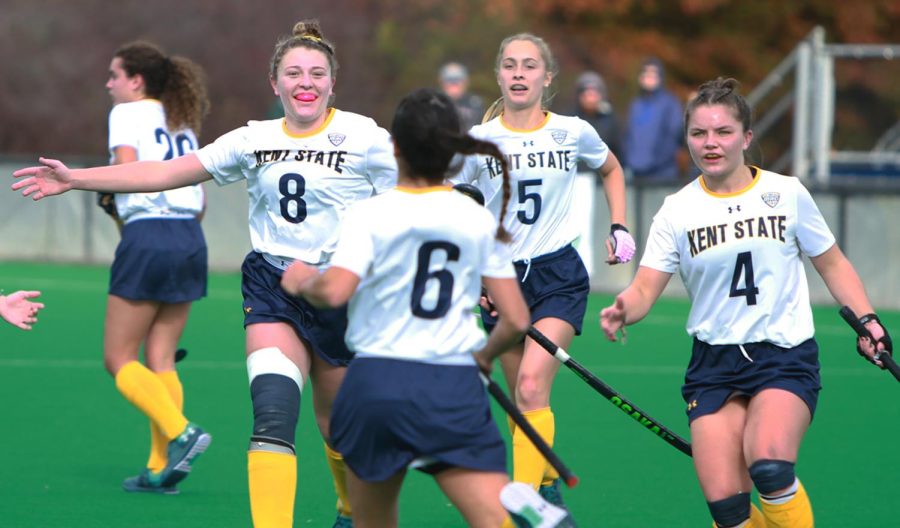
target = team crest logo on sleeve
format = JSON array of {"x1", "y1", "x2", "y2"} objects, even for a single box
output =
[
  {"x1": 761, "y1": 192, "x2": 780, "y2": 208},
  {"x1": 328, "y1": 133, "x2": 346, "y2": 146},
  {"x1": 550, "y1": 129, "x2": 567, "y2": 145}
]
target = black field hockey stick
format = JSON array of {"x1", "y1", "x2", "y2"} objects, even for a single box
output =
[
  {"x1": 479, "y1": 372, "x2": 580, "y2": 488},
  {"x1": 838, "y1": 306, "x2": 900, "y2": 383},
  {"x1": 527, "y1": 327, "x2": 693, "y2": 457}
]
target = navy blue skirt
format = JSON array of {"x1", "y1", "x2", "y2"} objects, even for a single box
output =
[
  {"x1": 481, "y1": 244, "x2": 589, "y2": 335},
  {"x1": 109, "y1": 218, "x2": 207, "y2": 303},
  {"x1": 682, "y1": 338, "x2": 822, "y2": 423},
  {"x1": 240, "y1": 251, "x2": 353, "y2": 367},
  {"x1": 331, "y1": 357, "x2": 507, "y2": 482}
]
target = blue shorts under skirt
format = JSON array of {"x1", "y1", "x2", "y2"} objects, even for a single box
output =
[
  {"x1": 109, "y1": 218, "x2": 207, "y2": 303},
  {"x1": 240, "y1": 251, "x2": 352, "y2": 367},
  {"x1": 331, "y1": 357, "x2": 507, "y2": 482},
  {"x1": 682, "y1": 338, "x2": 821, "y2": 423},
  {"x1": 481, "y1": 244, "x2": 589, "y2": 335}
]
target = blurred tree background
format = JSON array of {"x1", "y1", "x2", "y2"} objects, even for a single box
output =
[{"x1": 1, "y1": 0, "x2": 898, "y2": 161}]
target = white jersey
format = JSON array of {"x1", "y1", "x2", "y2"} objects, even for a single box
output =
[
  {"x1": 196, "y1": 109, "x2": 397, "y2": 266},
  {"x1": 108, "y1": 99, "x2": 204, "y2": 222},
  {"x1": 640, "y1": 168, "x2": 835, "y2": 347},
  {"x1": 452, "y1": 112, "x2": 609, "y2": 260},
  {"x1": 330, "y1": 187, "x2": 516, "y2": 365}
]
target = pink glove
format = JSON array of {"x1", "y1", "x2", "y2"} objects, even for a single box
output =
[{"x1": 608, "y1": 224, "x2": 636, "y2": 263}]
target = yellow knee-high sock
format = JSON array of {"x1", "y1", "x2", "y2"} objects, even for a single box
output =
[
  {"x1": 146, "y1": 370, "x2": 184, "y2": 472},
  {"x1": 759, "y1": 479, "x2": 813, "y2": 528},
  {"x1": 749, "y1": 503, "x2": 767, "y2": 527},
  {"x1": 507, "y1": 415, "x2": 517, "y2": 437},
  {"x1": 248, "y1": 450, "x2": 297, "y2": 528},
  {"x1": 323, "y1": 442, "x2": 352, "y2": 517},
  {"x1": 115, "y1": 361, "x2": 188, "y2": 440},
  {"x1": 538, "y1": 409, "x2": 558, "y2": 487},
  {"x1": 512, "y1": 407, "x2": 555, "y2": 490}
]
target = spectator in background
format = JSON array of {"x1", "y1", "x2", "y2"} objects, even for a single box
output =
[
  {"x1": 624, "y1": 57, "x2": 684, "y2": 182},
  {"x1": 439, "y1": 61, "x2": 485, "y2": 131},
  {"x1": 0, "y1": 290, "x2": 43, "y2": 330},
  {"x1": 573, "y1": 71, "x2": 622, "y2": 166}
]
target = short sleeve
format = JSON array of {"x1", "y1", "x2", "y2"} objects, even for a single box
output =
[
  {"x1": 365, "y1": 127, "x2": 398, "y2": 194},
  {"x1": 576, "y1": 120, "x2": 609, "y2": 170},
  {"x1": 195, "y1": 127, "x2": 251, "y2": 186},
  {"x1": 795, "y1": 180, "x2": 836, "y2": 257},
  {"x1": 328, "y1": 205, "x2": 374, "y2": 279},
  {"x1": 108, "y1": 105, "x2": 139, "y2": 152}
]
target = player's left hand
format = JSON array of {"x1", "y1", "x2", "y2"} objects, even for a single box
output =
[
  {"x1": 857, "y1": 314, "x2": 893, "y2": 369},
  {"x1": 605, "y1": 224, "x2": 635, "y2": 264}
]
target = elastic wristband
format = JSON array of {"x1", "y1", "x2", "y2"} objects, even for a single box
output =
[
  {"x1": 610, "y1": 223, "x2": 629, "y2": 233},
  {"x1": 859, "y1": 313, "x2": 880, "y2": 326}
]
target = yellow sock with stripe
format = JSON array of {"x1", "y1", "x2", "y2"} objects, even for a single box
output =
[
  {"x1": 248, "y1": 450, "x2": 297, "y2": 528},
  {"x1": 759, "y1": 478, "x2": 813, "y2": 528},
  {"x1": 323, "y1": 442, "x2": 352, "y2": 517},
  {"x1": 512, "y1": 407, "x2": 555, "y2": 490},
  {"x1": 146, "y1": 370, "x2": 184, "y2": 472},
  {"x1": 114, "y1": 361, "x2": 188, "y2": 440}
]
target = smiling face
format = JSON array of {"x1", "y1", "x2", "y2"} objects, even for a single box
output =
[
  {"x1": 687, "y1": 103, "x2": 753, "y2": 181},
  {"x1": 497, "y1": 39, "x2": 551, "y2": 112},
  {"x1": 106, "y1": 57, "x2": 143, "y2": 105},
  {"x1": 270, "y1": 46, "x2": 334, "y2": 131}
]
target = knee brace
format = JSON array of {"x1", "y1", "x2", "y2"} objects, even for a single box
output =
[
  {"x1": 707, "y1": 492, "x2": 751, "y2": 528},
  {"x1": 247, "y1": 347, "x2": 304, "y2": 454},
  {"x1": 748, "y1": 459, "x2": 795, "y2": 495}
]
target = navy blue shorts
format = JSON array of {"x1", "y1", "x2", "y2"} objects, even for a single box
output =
[
  {"x1": 481, "y1": 244, "x2": 589, "y2": 335},
  {"x1": 109, "y1": 218, "x2": 207, "y2": 303},
  {"x1": 241, "y1": 251, "x2": 352, "y2": 367},
  {"x1": 682, "y1": 338, "x2": 822, "y2": 423},
  {"x1": 331, "y1": 357, "x2": 507, "y2": 482}
]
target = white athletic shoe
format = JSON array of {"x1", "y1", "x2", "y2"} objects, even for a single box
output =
[{"x1": 500, "y1": 482, "x2": 577, "y2": 528}]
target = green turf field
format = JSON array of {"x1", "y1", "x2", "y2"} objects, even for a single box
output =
[{"x1": 1, "y1": 261, "x2": 897, "y2": 527}]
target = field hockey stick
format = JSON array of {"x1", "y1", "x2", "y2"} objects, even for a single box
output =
[
  {"x1": 479, "y1": 371, "x2": 579, "y2": 488},
  {"x1": 838, "y1": 306, "x2": 900, "y2": 383},
  {"x1": 527, "y1": 327, "x2": 693, "y2": 457}
]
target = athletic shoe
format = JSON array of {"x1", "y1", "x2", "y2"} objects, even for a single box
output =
[
  {"x1": 332, "y1": 513, "x2": 353, "y2": 527},
  {"x1": 159, "y1": 423, "x2": 212, "y2": 487},
  {"x1": 539, "y1": 479, "x2": 566, "y2": 508},
  {"x1": 501, "y1": 482, "x2": 577, "y2": 528},
  {"x1": 122, "y1": 468, "x2": 179, "y2": 495}
]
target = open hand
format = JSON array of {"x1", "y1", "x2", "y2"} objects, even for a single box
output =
[{"x1": 12, "y1": 157, "x2": 73, "y2": 200}]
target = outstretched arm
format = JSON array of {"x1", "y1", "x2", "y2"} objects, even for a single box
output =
[
  {"x1": 0, "y1": 290, "x2": 44, "y2": 330},
  {"x1": 12, "y1": 154, "x2": 211, "y2": 200},
  {"x1": 599, "y1": 266, "x2": 672, "y2": 341}
]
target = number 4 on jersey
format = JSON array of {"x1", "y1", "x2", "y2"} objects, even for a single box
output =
[{"x1": 729, "y1": 251, "x2": 759, "y2": 305}]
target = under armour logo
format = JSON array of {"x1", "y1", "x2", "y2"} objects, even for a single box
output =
[
  {"x1": 728, "y1": 205, "x2": 741, "y2": 214},
  {"x1": 523, "y1": 140, "x2": 534, "y2": 147}
]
